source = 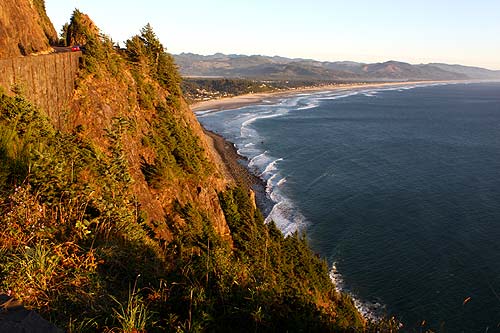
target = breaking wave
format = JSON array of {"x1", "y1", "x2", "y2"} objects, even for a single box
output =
[{"x1": 329, "y1": 263, "x2": 386, "y2": 322}]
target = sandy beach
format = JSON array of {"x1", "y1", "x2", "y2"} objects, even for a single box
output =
[{"x1": 191, "y1": 80, "x2": 455, "y2": 112}]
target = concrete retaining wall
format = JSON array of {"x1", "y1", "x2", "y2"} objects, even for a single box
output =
[{"x1": 0, "y1": 52, "x2": 81, "y2": 125}]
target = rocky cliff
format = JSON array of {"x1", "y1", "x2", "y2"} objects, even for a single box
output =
[
  {"x1": 61, "y1": 12, "x2": 232, "y2": 242},
  {"x1": 0, "y1": 0, "x2": 57, "y2": 58},
  {"x1": 0, "y1": 8, "x2": 231, "y2": 241}
]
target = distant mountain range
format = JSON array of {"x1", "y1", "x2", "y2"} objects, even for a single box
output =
[{"x1": 174, "y1": 53, "x2": 500, "y2": 81}]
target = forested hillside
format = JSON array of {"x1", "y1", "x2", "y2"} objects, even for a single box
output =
[
  {"x1": 0, "y1": 5, "x2": 399, "y2": 332},
  {"x1": 175, "y1": 53, "x2": 500, "y2": 81}
]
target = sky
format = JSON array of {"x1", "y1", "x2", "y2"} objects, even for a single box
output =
[{"x1": 45, "y1": 0, "x2": 500, "y2": 69}]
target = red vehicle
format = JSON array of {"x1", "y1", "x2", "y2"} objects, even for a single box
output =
[{"x1": 71, "y1": 45, "x2": 80, "y2": 52}]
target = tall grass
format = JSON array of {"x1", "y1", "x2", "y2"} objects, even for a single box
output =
[
  {"x1": 110, "y1": 284, "x2": 152, "y2": 333},
  {"x1": 3, "y1": 243, "x2": 59, "y2": 307}
]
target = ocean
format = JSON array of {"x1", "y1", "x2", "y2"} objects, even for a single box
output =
[{"x1": 196, "y1": 82, "x2": 500, "y2": 332}]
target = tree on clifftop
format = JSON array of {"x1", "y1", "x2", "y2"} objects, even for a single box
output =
[
  {"x1": 126, "y1": 24, "x2": 181, "y2": 95},
  {"x1": 66, "y1": 9, "x2": 100, "y2": 46}
]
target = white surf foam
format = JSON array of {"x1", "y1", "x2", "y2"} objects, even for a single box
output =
[
  {"x1": 247, "y1": 151, "x2": 269, "y2": 171},
  {"x1": 240, "y1": 109, "x2": 289, "y2": 137},
  {"x1": 277, "y1": 177, "x2": 287, "y2": 187},
  {"x1": 264, "y1": 197, "x2": 306, "y2": 236},
  {"x1": 194, "y1": 109, "x2": 217, "y2": 116},
  {"x1": 297, "y1": 102, "x2": 320, "y2": 110},
  {"x1": 329, "y1": 263, "x2": 386, "y2": 322},
  {"x1": 236, "y1": 144, "x2": 307, "y2": 236},
  {"x1": 260, "y1": 158, "x2": 283, "y2": 176},
  {"x1": 265, "y1": 173, "x2": 279, "y2": 190},
  {"x1": 319, "y1": 91, "x2": 360, "y2": 100}
]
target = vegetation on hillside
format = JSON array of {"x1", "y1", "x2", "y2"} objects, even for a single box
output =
[{"x1": 0, "y1": 10, "x2": 400, "y2": 332}]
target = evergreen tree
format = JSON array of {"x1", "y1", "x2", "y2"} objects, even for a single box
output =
[{"x1": 126, "y1": 24, "x2": 181, "y2": 94}]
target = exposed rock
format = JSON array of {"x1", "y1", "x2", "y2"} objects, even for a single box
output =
[
  {"x1": 65, "y1": 49, "x2": 232, "y2": 243},
  {"x1": 0, "y1": 0, "x2": 57, "y2": 58},
  {"x1": 0, "y1": 294, "x2": 63, "y2": 333},
  {"x1": 66, "y1": 10, "x2": 100, "y2": 46}
]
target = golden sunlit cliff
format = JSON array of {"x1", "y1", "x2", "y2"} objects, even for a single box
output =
[{"x1": 0, "y1": 0, "x2": 57, "y2": 58}]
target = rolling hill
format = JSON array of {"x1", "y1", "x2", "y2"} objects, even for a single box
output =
[{"x1": 174, "y1": 53, "x2": 500, "y2": 81}]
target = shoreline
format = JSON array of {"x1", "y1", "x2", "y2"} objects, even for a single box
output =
[
  {"x1": 198, "y1": 83, "x2": 404, "y2": 323},
  {"x1": 197, "y1": 80, "x2": 499, "y2": 328},
  {"x1": 204, "y1": 126, "x2": 381, "y2": 323},
  {"x1": 203, "y1": 129, "x2": 381, "y2": 326},
  {"x1": 191, "y1": 80, "x2": 461, "y2": 113},
  {"x1": 203, "y1": 129, "x2": 273, "y2": 215},
  {"x1": 197, "y1": 79, "x2": 463, "y2": 221}
]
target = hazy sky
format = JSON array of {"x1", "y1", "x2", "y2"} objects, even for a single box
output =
[{"x1": 45, "y1": 0, "x2": 500, "y2": 69}]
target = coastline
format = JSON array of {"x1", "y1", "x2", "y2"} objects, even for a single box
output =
[
  {"x1": 204, "y1": 129, "x2": 273, "y2": 215},
  {"x1": 195, "y1": 81, "x2": 451, "y2": 325},
  {"x1": 203, "y1": 128, "x2": 379, "y2": 328},
  {"x1": 197, "y1": 82, "x2": 418, "y2": 324},
  {"x1": 191, "y1": 80, "x2": 457, "y2": 113},
  {"x1": 196, "y1": 79, "x2": 462, "y2": 224},
  {"x1": 202, "y1": 121, "x2": 379, "y2": 322}
]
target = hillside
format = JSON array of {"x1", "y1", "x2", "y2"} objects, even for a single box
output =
[
  {"x1": 175, "y1": 53, "x2": 500, "y2": 81},
  {"x1": 0, "y1": 6, "x2": 403, "y2": 333},
  {"x1": 0, "y1": 0, "x2": 57, "y2": 58},
  {"x1": 429, "y1": 63, "x2": 500, "y2": 79}
]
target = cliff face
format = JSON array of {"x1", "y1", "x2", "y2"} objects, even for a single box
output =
[
  {"x1": 0, "y1": 0, "x2": 57, "y2": 58},
  {"x1": 68, "y1": 68, "x2": 231, "y2": 241},
  {"x1": 0, "y1": 8, "x2": 231, "y2": 242},
  {"x1": 61, "y1": 12, "x2": 232, "y2": 242}
]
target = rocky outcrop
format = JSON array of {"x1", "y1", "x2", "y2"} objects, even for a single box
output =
[
  {"x1": 0, "y1": 0, "x2": 57, "y2": 58},
  {"x1": 0, "y1": 0, "x2": 70, "y2": 118},
  {"x1": 68, "y1": 70, "x2": 232, "y2": 242}
]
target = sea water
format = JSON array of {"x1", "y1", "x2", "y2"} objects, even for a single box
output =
[{"x1": 196, "y1": 82, "x2": 500, "y2": 331}]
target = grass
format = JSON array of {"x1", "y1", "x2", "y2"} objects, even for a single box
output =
[
  {"x1": 110, "y1": 283, "x2": 152, "y2": 333},
  {"x1": 3, "y1": 243, "x2": 59, "y2": 307}
]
